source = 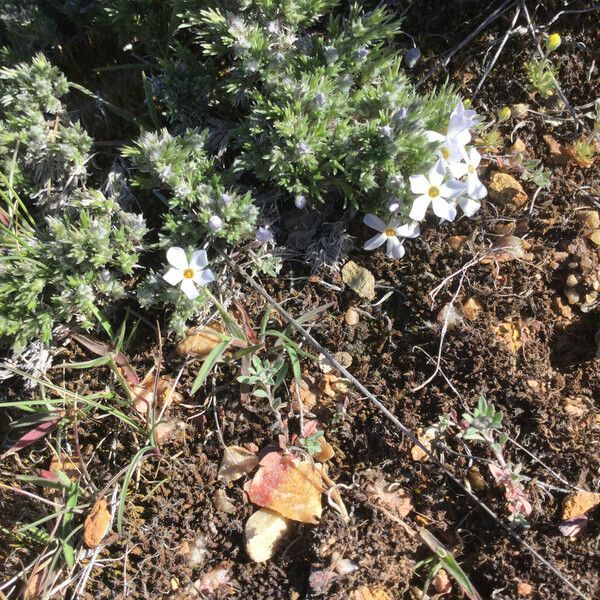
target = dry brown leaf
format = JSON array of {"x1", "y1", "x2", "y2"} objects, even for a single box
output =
[
  {"x1": 562, "y1": 491, "x2": 600, "y2": 520},
  {"x1": 517, "y1": 582, "x2": 534, "y2": 596},
  {"x1": 244, "y1": 508, "x2": 290, "y2": 562},
  {"x1": 562, "y1": 396, "x2": 589, "y2": 418},
  {"x1": 410, "y1": 427, "x2": 436, "y2": 462},
  {"x1": 319, "y1": 374, "x2": 349, "y2": 399},
  {"x1": 366, "y1": 477, "x2": 413, "y2": 521},
  {"x1": 176, "y1": 322, "x2": 225, "y2": 357},
  {"x1": 83, "y1": 498, "x2": 111, "y2": 548},
  {"x1": 154, "y1": 421, "x2": 179, "y2": 445},
  {"x1": 446, "y1": 235, "x2": 468, "y2": 250},
  {"x1": 290, "y1": 373, "x2": 319, "y2": 411},
  {"x1": 218, "y1": 445, "x2": 259, "y2": 483},
  {"x1": 480, "y1": 235, "x2": 532, "y2": 264},
  {"x1": 351, "y1": 586, "x2": 393, "y2": 600},
  {"x1": 494, "y1": 321, "x2": 522, "y2": 352},
  {"x1": 245, "y1": 452, "x2": 322, "y2": 523},
  {"x1": 131, "y1": 373, "x2": 182, "y2": 415}
]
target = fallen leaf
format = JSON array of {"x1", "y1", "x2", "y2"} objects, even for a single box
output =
[
  {"x1": 342, "y1": 261, "x2": 375, "y2": 300},
  {"x1": 480, "y1": 235, "x2": 532, "y2": 264},
  {"x1": 244, "y1": 508, "x2": 290, "y2": 562},
  {"x1": 194, "y1": 563, "x2": 237, "y2": 596},
  {"x1": 351, "y1": 586, "x2": 393, "y2": 600},
  {"x1": 290, "y1": 373, "x2": 319, "y2": 412},
  {"x1": 433, "y1": 569, "x2": 452, "y2": 594},
  {"x1": 154, "y1": 421, "x2": 179, "y2": 445},
  {"x1": 218, "y1": 445, "x2": 259, "y2": 483},
  {"x1": 49, "y1": 454, "x2": 80, "y2": 481},
  {"x1": 245, "y1": 452, "x2": 322, "y2": 523},
  {"x1": 130, "y1": 372, "x2": 182, "y2": 415},
  {"x1": 309, "y1": 568, "x2": 339, "y2": 593},
  {"x1": 319, "y1": 374, "x2": 349, "y2": 399},
  {"x1": 1, "y1": 418, "x2": 59, "y2": 459},
  {"x1": 562, "y1": 490, "x2": 600, "y2": 520},
  {"x1": 366, "y1": 476, "x2": 413, "y2": 521},
  {"x1": 176, "y1": 323, "x2": 226, "y2": 357},
  {"x1": 83, "y1": 498, "x2": 111, "y2": 548},
  {"x1": 543, "y1": 134, "x2": 570, "y2": 166},
  {"x1": 213, "y1": 489, "x2": 236, "y2": 514},
  {"x1": 563, "y1": 396, "x2": 589, "y2": 418},
  {"x1": 313, "y1": 437, "x2": 335, "y2": 462}
]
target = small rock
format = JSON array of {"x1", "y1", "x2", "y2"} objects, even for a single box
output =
[
  {"x1": 517, "y1": 582, "x2": 534, "y2": 596},
  {"x1": 554, "y1": 296, "x2": 573, "y2": 320},
  {"x1": 563, "y1": 396, "x2": 589, "y2": 418},
  {"x1": 461, "y1": 297, "x2": 483, "y2": 321},
  {"x1": 508, "y1": 138, "x2": 528, "y2": 156},
  {"x1": 566, "y1": 274, "x2": 580, "y2": 287},
  {"x1": 511, "y1": 103, "x2": 530, "y2": 119},
  {"x1": 176, "y1": 323, "x2": 226, "y2": 358},
  {"x1": 342, "y1": 261, "x2": 376, "y2": 300},
  {"x1": 467, "y1": 467, "x2": 487, "y2": 492},
  {"x1": 565, "y1": 287, "x2": 580, "y2": 305},
  {"x1": 432, "y1": 569, "x2": 451, "y2": 594},
  {"x1": 543, "y1": 134, "x2": 570, "y2": 166},
  {"x1": 404, "y1": 47, "x2": 421, "y2": 68},
  {"x1": 344, "y1": 308, "x2": 360, "y2": 326},
  {"x1": 576, "y1": 210, "x2": 600, "y2": 230},
  {"x1": 213, "y1": 489, "x2": 236, "y2": 514},
  {"x1": 587, "y1": 229, "x2": 600, "y2": 246},
  {"x1": 154, "y1": 421, "x2": 178, "y2": 445},
  {"x1": 334, "y1": 351, "x2": 353, "y2": 368},
  {"x1": 562, "y1": 490, "x2": 600, "y2": 520},
  {"x1": 245, "y1": 508, "x2": 289, "y2": 562},
  {"x1": 351, "y1": 586, "x2": 393, "y2": 600},
  {"x1": 489, "y1": 172, "x2": 528, "y2": 208}
]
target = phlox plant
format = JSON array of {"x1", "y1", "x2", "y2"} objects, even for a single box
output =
[
  {"x1": 0, "y1": 54, "x2": 93, "y2": 211},
  {"x1": 0, "y1": 189, "x2": 147, "y2": 351}
]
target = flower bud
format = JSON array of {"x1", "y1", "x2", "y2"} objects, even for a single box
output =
[
  {"x1": 256, "y1": 226, "x2": 274, "y2": 243},
  {"x1": 220, "y1": 193, "x2": 232, "y2": 206},
  {"x1": 546, "y1": 33, "x2": 561, "y2": 52},
  {"x1": 294, "y1": 194, "x2": 307, "y2": 209},
  {"x1": 497, "y1": 106, "x2": 511, "y2": 122},
  {"x1": 208, "y1": 215, "x2": 223, "y2": 231}
]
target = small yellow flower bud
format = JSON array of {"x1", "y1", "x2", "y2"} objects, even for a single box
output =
[
  {"x1": 463, "y1": 98, "x2": 472, "y2": 108},
  {"x1": 498, "y1": 106, "x2": 511, "y2": 122},
  {"x1": 546, "y1": 33, "x2": 561, "y2": 52}
]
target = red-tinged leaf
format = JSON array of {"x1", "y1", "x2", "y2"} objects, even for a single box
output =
[
  {"x1": 245, "y1": 452, "x2": 322, "y2": 524},
  {"x1": 234, "y1": 301, "x2": 260, "y2": 345},
  {"x1": 2, "y1": 419, "x2": 59, "y2": 458},
  {"x1": 71, "y1": 332, "x2": 138, "y2": 384},
  {"x1": 36, "y1": 469, "x2": 59, "y2": 482}
]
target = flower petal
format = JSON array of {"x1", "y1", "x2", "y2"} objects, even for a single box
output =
[
  {"x1": 429, "y1": 160, "x2": 446, "y2": 186},
  {"x1": 166, "y1": 246, "x2": 188, "y2": 270},
  {"x1": 163, "y1": 267, "x2": 183, "y2": 286},
  {"x1": 387, "y1": 236, "x2": 405, "y2": 259},
  {"x1": 469, "y1": 147, "x2": 481, "y2": 168},
  {"x1": 194, "y1": 268, "x2": 216, "y2": 286},
  {"x1": 441, "y1": 179, "x2": 466, "y2": 199},
  {"x1": 409, "y1": 195, "x2": 430, "y2": 221},
  {"x1": 396, "y1": 221, "x2": 421, "y2": 239},
  {"x1": 432, "y1": 197, "x2": 457, "y2": 221},
  {"x1": 425, "y1": 130, "x2": 445, "y2": 143},
  {"x1": 466, "y1": 177, "x2": 488, "y2": 200},
  {"x1": 450, "y1": 129, "x2": 471, "y2": 147},
  {"x1": 190, "y1": 250, "x2": 208, "y2": 269},
  {"x1": 449, "y1": 161, "x2": 468, "y2": 179},
  {"x1": 409, "y1": 174, "x2": 429, "y2": 195},
  {"x1": 180, "y1": 278, "x2": 200, "y2": 299},
  {"x1": 458, "y1": 196, "x2": 482, "y2": 217},
  {"x1": 364, "y1": 232, "x2": 387, "y2": 251},
  {"x1": 363, "y1": 213, "x2": 387, "y2": 233}
]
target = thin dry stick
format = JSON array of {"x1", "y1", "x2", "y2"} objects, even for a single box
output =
[
  {"x1": 475, "y1": 4, "x2": 521, "y2": 94},
  {"x1": 417, "y1": 0, "x2": 516, "y2": 88},
  {"x1": 224, "y1": 253, "x2": 591, "y2": 600}
]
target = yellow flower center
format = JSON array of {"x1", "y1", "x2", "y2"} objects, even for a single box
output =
[
  {"x1": 428, "y1": 186, "x2": 440, "y2": 198},
  {"x1": 385, "y1": 227, "x2": 396, "y2": 237},
  {"x1": 441, "y1": 147, "x2": 449, "y2": 160},
  {"x1": 183, "y1": 268, "x2": 195, "y2": 279},
  {"x1": 468, "y1": 165, "x2": 475, "y2": 174}
]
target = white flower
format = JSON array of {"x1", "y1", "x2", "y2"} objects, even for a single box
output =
[
  {"x1": 449, "y1": 101, "x2": 480, "y2": 133},
  {"x1": 363, "y1": 214, "x2": 420, "y2": 259},
  {"x1": 426, "y1": 130, "x2": 470, "y2": 162},
  {"x1": 208, "y1": 215, "x2": 223, "y2": 231},
  {"x1": 449, "y1": 147, "x2": 487, "y2": 200},
  {"x1": 163, "y1": 247, "x2": 215, "y2": 300},
  {"x1": 409, "y1": 160, "x2": 464, "y2": 222}
]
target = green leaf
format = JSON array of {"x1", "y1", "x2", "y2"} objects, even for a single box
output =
[{"x1": 190, "y1": 337, "x2": 232, "y2": 395}]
